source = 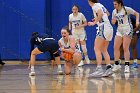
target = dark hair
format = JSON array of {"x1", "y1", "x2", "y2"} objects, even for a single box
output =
[
  {"x1": 114, "y1": 0, "x2": 127, "y2": 15},
  {"x1": 88, "y1": 0, "x2": 98, "y2": 3},
  {"x1": 62, "y1": 26, "x2": 72, "y2": 35},
  {"x1": 72, "y1": 4, "x2": 80, "y2": 12},
  {"x1": 32, "y1": 32, "x2": 38, "y2": 36}
]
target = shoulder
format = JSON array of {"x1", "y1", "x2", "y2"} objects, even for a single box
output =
[
  {"x1": 92, "y1": 3, "x2": 102, "y2": 11},
  {"x1": 59, "y1": 37, "x2": 63, "y2": 43},
  {"x1": 112, "y1": 9, "x2": 116, "y2": 14},
  {"x1": 69, "y1": 13, "x2": 73, "y2": 18},
  {"x1": 125, "y1": 6, "x2": 134, "y2": 11}
]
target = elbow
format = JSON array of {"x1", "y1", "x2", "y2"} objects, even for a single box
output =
[
  {"x1": 111, "y1": 20, "x2": 116, "y2": 25},
  {"x1": 85, "y1": 22, "x2": 88, "y2": 26}
]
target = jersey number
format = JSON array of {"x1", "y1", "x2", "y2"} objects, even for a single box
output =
[
  {"x1": 74, "y1": 23, "x2": 79, "y2": 28},
  {"x1": 118, "y1": 19, "x2": 124, "y2": 24}
]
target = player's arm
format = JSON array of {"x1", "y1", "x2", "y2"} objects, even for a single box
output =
[
  {"x1": 134, "y1": 24, "x2": 140, "y2": 32},
  {"x1": 75, "y1": 14, "x2": 87, "y2": 29},
  {"x1": 69, "y1": 21, "x2": 72, "y2": 31},
  {"x1": 79, "y1": 20, "x2": 87, "y2": 28},
  {"x1": 133, "y1": 11, "x2": 139, "y2": 27},
  {"x1": 69, "y1": 15, "x2": 72, "y2": 31},
  {"x1": 80, "y1": 13, "x2": 88, "y2": 27},
  {"x1": 59, "y1": 37, "x2": 75, "y2": 54},
  {"x1": 111, "y1": 11, "x2": 117, "y2": 25},
  {"x1": 88, "y1": 9, "x2": 103, "y2": 26},
  {"x1": 106, "y1": 10, "x2": 110, "y2": 16},
  {"x1": 126, "y1": 7, "x2": 139, "y2": 27}
]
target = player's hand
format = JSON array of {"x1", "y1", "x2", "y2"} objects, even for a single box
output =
[
  {"x1": 92, "y1": 18, "x2": 96, "y2": 22},
  {"x1": 88, "y1": 22, "x2": 95, "y2": 26},
  {"x1": 60, "y1": 47, "x2": 65, "y2": 52}
]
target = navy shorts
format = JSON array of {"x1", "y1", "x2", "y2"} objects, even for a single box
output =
[{"x1": 38, "y1": 40, "x2": 59, "y2": 54}]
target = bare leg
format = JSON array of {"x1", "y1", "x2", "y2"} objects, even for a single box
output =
[
  {"x1": 94, "y1": 38, "x2": 104, "y2": 66},
  {"x1": 101, "y1": 41, "x2": 110, "y2": 65},
  {"x1": 131, "y1": 35, "x2": 138, "y2": 60},
  {"x1": 29, "y1": 48, "x2": 43, "y2": 76},
  {"x1": 123, "y1": 36, "x2": 131, "y2": 62},
  {"x1": 114, "y1": 36, "x2": 123, "y2": 61}
]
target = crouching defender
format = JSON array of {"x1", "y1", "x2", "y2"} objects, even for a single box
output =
[{"x1": 29, "y1": 32, "x2": 63, "y2": 76}]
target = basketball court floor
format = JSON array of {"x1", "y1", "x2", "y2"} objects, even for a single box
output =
[{"x1": 0, "y1": 62, "x2": 139, "y2": 93}]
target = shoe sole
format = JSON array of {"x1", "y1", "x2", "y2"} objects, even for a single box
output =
[
  {"x1": 102, "y1": 73, "x2": 113, "y2": 77},
  {"x1": 58, "y1": 72, "x2": 64, "y2": 75},
  {"x1": 29, "y1": 73, "x2": 35, "y2": 76}
]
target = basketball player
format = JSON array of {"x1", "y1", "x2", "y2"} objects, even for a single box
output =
[
  {"x1": 69, "y1": 5, "x2": 90, "y2": 66},
  {"x1": 59, "y1": 26, "x2": 83, "y2": 75},
  {"x1": 88, "y1": 0, "x2": 113, "y2": 77},
  {"x1": 111, "y1": 0, "x2": 139, "y2": 72},
  {"x1": 29, "y1": 32, "x2": 63, "y2": 76},
  {"x1": 119, "y1": 16, "x2": 140, "y2": 68}
]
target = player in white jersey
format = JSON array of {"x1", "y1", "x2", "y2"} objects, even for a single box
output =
[
  {"x1": 111, "y1": 0, "x2": 139, "y2": 73},
  {"x1": 58, "y1": 26, "x2": 83, "y2": 75},
  {"x1": 88, "y1": 0, "x2": 113, "y2": 77},
  {"x1": 69, "y1": 5, "x2": 90, "y2": 66}
]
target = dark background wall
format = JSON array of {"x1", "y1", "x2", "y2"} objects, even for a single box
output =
[{"x1": 0, "y1": 0, "x2": 139, "y2": 60}]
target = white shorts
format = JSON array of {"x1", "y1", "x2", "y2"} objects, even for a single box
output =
[
  {"x1": 72, "y1": 30, "x2": 87, "y2": 41},
  {"x1": 96, "y1": 24, "x2": 113, "y2": 41},
  {"x1": 116, "y1": 26, "x2": 133, "y2": 38}
]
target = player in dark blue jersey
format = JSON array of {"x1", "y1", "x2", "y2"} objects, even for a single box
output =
[
  {"x1": 29, "y1": 32, "x2": 63, "y2": 76},
  {"x1": 119, "y1": 16, "x2": 140, "y2": 68}
]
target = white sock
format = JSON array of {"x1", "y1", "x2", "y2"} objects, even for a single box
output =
[
  {"x1": 85, "y1": 55, "x2": 89, "y2": 60},
  {"x1": 97, "y1": 65, "x2": 102, "y2": 68},
  {"x1": 134, "y1": 59, "x2": 137, "y2": 63},
  {"x1": 31, "y1": 66, "x2": 35, "y2": 72},
  {"x1": 58, "y1": 65, "x2": 62, "y2": 70}
]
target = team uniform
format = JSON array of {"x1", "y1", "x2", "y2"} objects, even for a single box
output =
[
  {"x1": 92, "y1": 3, "x2": 113, "y2": 41},
  {"x1": 69, "y1": 12, "x2": 87, "y2": 41},
  {"x1": 59, "y1": 35, "x2": 81, "y2": 56},
  {"x1": 112, "y1": 6, "x2": 136, "y2": 38},
  {"x1": 29, "y1": 33, "x2": 63, "y2": 76},
  {"x1": 89, "y1": 3, "x2": 113, "y2": 77},
  {"x1": 112, "y1": 7, "x2": 137, "y2": 73},
  {"x1": 30, "y1": 34, "x2": 59, "y2": 58},
  {"x1": 59, "y1": 35, "x2": 83, "y2": 74}
]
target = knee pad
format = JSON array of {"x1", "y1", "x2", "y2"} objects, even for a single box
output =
[
  {"x1": 53, "y1": 52, "x2": 60, "y2": 57},
  {"x1": 81, "y1": 45, "x2": 87, "y2": 53}
]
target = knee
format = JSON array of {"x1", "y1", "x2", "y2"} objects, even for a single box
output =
[
  {"x1": 31, "y1": 51, "x2": 37, "y2": 56},
  {"x1": 94, "y1": 46, "x2": 100, "y2": 52},
  {"x1": 123, "y1": 46, "x2": 129, "y2": 52},
  {"x1": 114, "y1": 45, "x2": 120, "y2": 51},
  {"x1": 101, "y1": 48, "x2": 107, "y2": 53},
  {"x1": 73, "y1": 52, "x2": 82, "y2": 59}
]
